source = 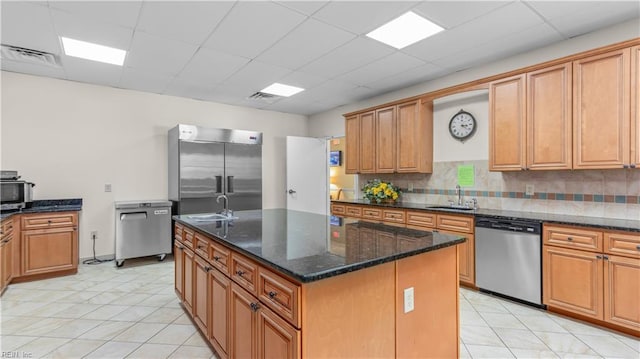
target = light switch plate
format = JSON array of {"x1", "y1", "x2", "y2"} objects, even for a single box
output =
[
  {"x1": 105, "y1": 184, "x2": 112, "y2": 192},
  {"x1": 525, "y1": 184, "x2": 534, "y2": 196},
  {"x1": 408, "y1": 183, "x2": 414, "y2": 192},
  {"x1": 404, "y1": 287, "x2": 414, "y2": 313}
]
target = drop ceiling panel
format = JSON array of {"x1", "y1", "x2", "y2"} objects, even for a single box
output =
[
  {"x1": 298, "y1": 37, "x2": 394, "y2": 79},
  {"x1": 524, "y1": 1, "x2": 608, "y2": 20},
  {"x1": 312, "y1": 1, "x2": 417, "y2": 34},
  {"x1": 51, "y1": 9, "x2": 134, "y2": 50},
  {"x1": 1, "y1": 60, "x2": 66, "y2": 80},
  {"x1": 365, "y1": 62, "x2": 446, "y2": 93},
  {"x1": 61, "y1": 55, "x2": 124, "y2": 87},
  {"x1": 119, "y1": 67, "x2": 173, "y2": 95},
  {"x1": 412, "y1": 1, "x2": 510, "y2": 29},
  {"x1": 177, "y1": 48, "x2": 250, "y2": 86},
  {"x1": 544, "y1": 3, "x2": 640, "y2": 38},
  {"x1": 278, "y1": 71, "x2": 328, "y2": 90},
  {"x1": 164, "y1": 79, "x2": 218, "y2": 102},
  {"x1": 221, "y1": 60, "x2": 292, "y2": 91},
  {"x1": 48, "y1": 1, "x2": 143, "y2": 29},
  {"x1": 203, "y1": 2, "x2": 307, "y2": 59},
  {"x1": 1, "y1": 2, "x2": 60, "y2": 54},
  {"x1": 266, "y1": 98, "x2": 330, "y2": 115},
  {"x1": 276, "y1": 1, "x2": 329, "y2": 16},
  {"x1": 125, "y1": 31, "x2": 198, "y2": 76},
  {"x1": 136, "y1": 1, "x2": 233, "y2": 45},
  {"x1": 338, "y1": 52, "x2": 426, "y2": 86},
  {"x1": 256, "y1": 18, "x2": 356, "y2": 70}
]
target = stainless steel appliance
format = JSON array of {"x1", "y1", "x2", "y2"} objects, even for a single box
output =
[
  {"x1": 115, "y1": 200, "x2": 172, "y2": 267},
  {"x1": 168, "y1": 124, "x2": 262, "y2": 215},
  {"x1": 1, "y1": 171, "x2": 35, "y2": 210},
  {"x1": 475, "y1": 217, "x2": 544, "y2": 307}
]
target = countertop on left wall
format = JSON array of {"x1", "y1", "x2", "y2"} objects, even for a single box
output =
[{"x1": 0, "y1": 198, "x2": 83, "y2": 220}]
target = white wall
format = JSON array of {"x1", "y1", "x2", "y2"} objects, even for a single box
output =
[
  {"x1": 308, "y1": 19, "x2": 640, "y2": 139},
  {"x1": 1, "y1": 72, "x2": 308, "y2": 258}
]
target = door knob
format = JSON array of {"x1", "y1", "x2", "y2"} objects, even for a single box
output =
[{"x1": 288, "y1": 189, "x2": 296, "y2": 194}]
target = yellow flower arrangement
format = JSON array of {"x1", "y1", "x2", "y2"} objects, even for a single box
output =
[{"x1": 362, "y1": 179, "x2": 401, "y2": 203}]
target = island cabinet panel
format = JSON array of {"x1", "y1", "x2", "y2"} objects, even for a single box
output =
[
  {"x1": 183, "y1": 247, "x2": 194, "y2": 315},
  {"x1": 209, "y1": 267, "x2": 230, "y2": 359},
  {"x1": 359, "y1": 111, "x2": 376, "y2": 173},
  {"x1": 344, "y1": 115, "x2": 360, "y2": 174},
  {"x1": 604, "y1": 254, "x2": 640, "y2": 332},
  {"x1": 543, "y1": 245, "x2": 603, "y2": 319},
  {"x1": 231, "y1": 252, "x2": 258, "y2": 296},
  {"x1": 489, "y1": 74, "x2": 526, "y2": 171},
  {"x1": 573, "y1": 48, "x2": 630, "y2": 169},
  {"x1": 230, "y1": 282, "x2": 258, "y2": 359},
  {"x1": 375, "y1": 106, "x2": 396, "y2": 173},
  {"x1": 193, "y1": 255, "x2": 210, "y2": 335},
  {"x1": 258, "y1": 267, "x2": 300, "y2": 328},
  {"x1": 210, "y1": 242, "x2": 231, "y2": 275},
  {"x1": 174, "y1": 241, "x2": 185, "y2": 300},
  {"x1": 258, "y1": 304, "x2": 301, "y2": 359}
]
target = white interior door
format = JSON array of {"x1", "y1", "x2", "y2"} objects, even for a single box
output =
[{"x1": 286, "y1": 136, "x2": 328, "y2": 215}]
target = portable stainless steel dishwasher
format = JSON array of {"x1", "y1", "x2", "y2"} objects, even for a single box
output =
[{"x1": 115, "y1": 200, "x2": 172, "y2": 267}]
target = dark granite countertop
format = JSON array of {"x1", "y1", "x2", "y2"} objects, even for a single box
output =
[
  {"x1": 332, "y1": 199, "x2": 640, "y2": 232},
  {"x1": 1, "y1": 199, "x2": 83, "y2": 220},
  {"x1": 173, "y1": 209, "x2": 465, "y2": 283}
]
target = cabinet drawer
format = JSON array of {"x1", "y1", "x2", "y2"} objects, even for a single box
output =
[
  {"x1": 406, "y1": 211, "x2": 436, "y2": 229},
  {"x1": 331, "y1": 204, "x2": 346, "y2": 215},
  {"x1": 361, "y1": 207, "x2": 382, "y2": 221},
  {"x1": 22, "y1": 212, "x2": 77, "y2": 230},
  {"x1": 345, "y1": 205, "x2": 363, "y2": 217},
  {"x1": 605, "y1": 231, "x2": 640, "y2": 258},
  {"x1": 210, "y1": 241, "x2": 230, "y2": 276},
  {"x1": 182, "y1": 227, "x2": 195, "y2": 250},
  {"x1": 174, "y1": 223, "x2": 184, "y2": 241},
  {"x1": 194, "y1": 233, "x2": 210, "y2": 258},
  {"x1": 382, "y1": 209, "x2": 405, "y2": 224},
  {"x1": 258, "y1": 267, "x2": 301, "y2": 328},
  {"x1": 544, "y1": 225, "x2": 602, "y2": 252},
  {"x1": 1, "y1": 219, "x2": 14, "y2": 238},
  {"x1": 231, "y1": 252, "x2": 258, "y2": 296},
  {"x1": 436, "y1": 214, "x2": 473, "y2": 233}
]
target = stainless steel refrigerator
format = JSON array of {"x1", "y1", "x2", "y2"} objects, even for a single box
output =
[{"x1": 168, "y1": 124, "x2": 262, "y2": 215}]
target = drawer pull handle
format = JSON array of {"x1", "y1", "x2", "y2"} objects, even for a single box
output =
[
  {"x1": 250, "y1": 302, "x2": 260, "y2": 312},
  {"x1": 236, "y1": 270, "x2": 245, "y2": 277},
  {"x1": 268, "y1": 291, "x2": 277, "y2": 298},
  {"x1": 636, "y1": 245, "x2": 640, "y2": 251},
  {"x1": 205, "y1": 266, "x2": 211, "y2": 272},
  {"x1": 596, "y1": 255, "x2": 602, "y2": 259},
  {"x1": 214, "y1": 256, "x2": 221, "y2": 261},
  {"x1": 197, "y1": 244, "x2": 204, "y2": 249},
  {"x1": 48, "y1": 220, "x2": 52, "y2": 224},
  {"x1": 567, "y1": 237, "x2": 573, "y2": 241}
]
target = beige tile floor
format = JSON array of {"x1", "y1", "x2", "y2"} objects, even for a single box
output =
[{"x1": 1, "y1": 258, "x2": 638, "y2": 358}]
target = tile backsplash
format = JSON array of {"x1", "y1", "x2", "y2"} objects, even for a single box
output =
[{"x1": 359, "y1": 160, "x2": 640, "y2": 221}]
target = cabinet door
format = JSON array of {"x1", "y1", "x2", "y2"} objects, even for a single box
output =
[
  {"x1": 489, "y1": 74, "x2": 526, "y2": 171},
  {"x1": 210, "y1": 267, "x2": 230, "y2": 359},
  {"x1": 439, "y1": 229, "x2": 474, "y2": 286},
  {"x1": 543, "y1": 245, "x2": 603, "y2": 319},
  {"x1": 359, "y1": 111, "x2": 376, "y2": 173},
  {"x1": 345, "y1": 115, "x2": 360, "y2": 174},
  {"x1": 174, "y1": 242, "x2": 184, "y2": 300},
  {"x1": 0, "y1": 240, "x2": 5, "y2": 292},
  {"x1": 230, "y1": 282, "x2": 258, "y2": 359},
  {"x1": 22, "y1": 226, "x2": 77, "y2": 276},
  {"x1": 183, "y1": 247, "x2": 194, "y2": 315},
  {"x1": 193, "y1": 255, "x2": 210, "y2": 335},
  {"x1": 3, "y1": 236, "x2": 13, "y2": 286},
  {"x1": 604, "y1": 255, "x2": 640, "y2": 331},
  {"x1": 396, "y1": 100, "x2": 421, "y2": 173},
  {"x1": 375, "y1": 106, "x2": 395, "y2": 173},
  {"x1": 258, "y1": 305, "x2": 301, "y2": 359},
  {"x1": 573, "y1": 48, "x2": 630, "y2": 169},
  {"x1": 632, "y1": 45, "x2": 640, "y2": 167},
  {"x1": 527, "y1": 63, "x2": 572, "y2": 170}
]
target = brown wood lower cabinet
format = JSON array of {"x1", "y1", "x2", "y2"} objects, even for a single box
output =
[
  {"x1": 174, "y1": 241, "x2": 184, "y2": 299},
  {"x1": 604, "y1": 254, "x2": 640, "y2": 331},
  {"x1": 193, "y1": 255, "x2": 210, "y2": 334},
  {"x1": 230, "y1": 282, "x2": 259, "y2": 359},
  {"x1": 183, "y1": 247, "x2": 194, "y2": 315},
  {"x1": 258, "y1": 301, "x2": 300, "y2": 359},
  {"x1": 209, "y1": 266, "x2": 230, "y2": 359},
  {"x1": 22, "y1": 226, "x2": 77, "y2": 276}
]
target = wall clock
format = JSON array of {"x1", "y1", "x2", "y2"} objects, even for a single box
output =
[{"x1": 448, "y1": 109, "x2": 477, "y2": 142}]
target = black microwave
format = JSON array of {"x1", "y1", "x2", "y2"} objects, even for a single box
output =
[{"x1": 1, "y1": 181, "x2": 35, "y2": 211}]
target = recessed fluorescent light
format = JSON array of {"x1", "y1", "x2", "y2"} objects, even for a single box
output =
[
  {"x1": 366, "y1": 11, "x2": 444, "y2": 49},
  {"x1": 260, "y1": 83, "x2": 304, "y2": 97},
  {"x1": 60, "y1": 37, "x2": 126, "y2": 66}
]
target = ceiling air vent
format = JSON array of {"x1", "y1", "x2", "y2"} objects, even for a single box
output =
[
  {"x1": 248, "y1": 91, "x2": 281, "y2": 104},
  {"x1": 1, "y1": 44, "x2": 60, "y2": 67}
]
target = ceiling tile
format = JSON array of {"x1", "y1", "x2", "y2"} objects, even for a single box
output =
[
  {"x1": 221, "y1": 60, "x2": 292, "y2": 93},
  {"x1": 338, "y1": 52, "x2": 426, "y2": 86},
  {"x1": 276, "y1": 1, "x2": 329, "y2": 16},
  {"x1": 541, "y1": 2, "x2": 640, "y2": 38},
  {"x1": 164, "y1": 78, "x2": 218, "y2": 102},
  {"x1": 126, "y1": 31, "x2": 198, "y2": 76},
  {"x1": 1, "y1": 2, "x2": 60, "y2": 54},
  {"x1": 312, "y1": 1, "x2": 417, "y2": 34},
  {"x1": 256, "y1": 18, "x2": 356, "y2": 70},
  {"x1": 291, "y1": 79, "x2": 364, "y2": 104},
  {"x1": 413, "y1": 1, "x2": 510, "y2": 29},
  {"x1": 365, "y1": 62, "x2": 447, "y2": 93},
  {"x1": 136, "y1": 2, "x2": 233, "y2": 45},
  {"x1": 61, "y1": 55, "x2": 124, "y2": 87},
  {"x1": 48, "y1": 1, "x2": 142, "y2": 29},
  {"x1": 1, "y1": 60, "x2": 67, "y2": 80},
  {"x1": 51, "y1": 9, "x2": 134, "y2": 51},
  {"x1": 298, "y1": 37, "x2": 394, "y2": 79},
  {"x1": 278, "y1": 71, "x2": 328, "y2": 90},
  {"x1": 266, "y1": 98, "x2": 331, "y2": 115},
  {"x1": 177, "y1": 48, "x2": 250, "y2": 86},
  {"x1": 203, "y1": 2, "x2": 307, "y2": 59},
  {"x1": 119, "y1": 67, "x2": 174, "y2": 94},
  {"x1": 524, "y1": 1, "x2": 605, "y2": 20}
]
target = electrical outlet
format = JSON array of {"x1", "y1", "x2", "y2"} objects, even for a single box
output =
[
  {"x1": 404, "y1": 287, "x2": 414, "y2": 313},
  {"x1": 104, "y1": 184, "x2": 112, "y2": 192},
  {"x1": 91, "y1": 231, "x2": 98, "y2": 240},
  {"x1": 525, "y1": 184, "x2": 535, "y2": 196},
  {"x1": 408, "y1": 182, "x2": 414, "y2": 192}
]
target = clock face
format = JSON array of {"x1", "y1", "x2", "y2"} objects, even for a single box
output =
[{"x1": 449, "y1": 110, "x2": 476, "y2": 141}]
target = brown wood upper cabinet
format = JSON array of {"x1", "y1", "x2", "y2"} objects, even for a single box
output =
[
  {"x1": 344, "y1": 99, "x2": 433, "y2": 174},
  {"x1": 490, "y1": 63, "x2": 572, "y2": 171},
  {"x1": 631, "y1": 45, "x2": 640, "y2": 167}
]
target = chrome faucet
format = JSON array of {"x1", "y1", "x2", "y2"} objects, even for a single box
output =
[
  {"x1": 216, "y1": 194, "x2": 231, "y2": 217},
  {"x1": 455, "y1": 184, "x2": 463, "y2": 206}
]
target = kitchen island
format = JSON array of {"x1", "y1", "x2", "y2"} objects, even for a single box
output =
[{"x1": 173, "y1": 209, "x2": 465, "y2": 359}]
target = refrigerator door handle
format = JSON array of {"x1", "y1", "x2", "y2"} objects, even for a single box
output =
[
  {"x1": 227, "y1": 176, "x2": 234, "y2": 193},
  {"x1": 215, "y1": 176, "x2": 223, "y2": 194}
]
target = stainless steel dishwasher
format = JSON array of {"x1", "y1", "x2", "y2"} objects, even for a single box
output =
[
  {"x1": 475, "y1": 217, "x2": 544, "y2": 307},
  {"x1": 115, "y1": 200, "x2": 172, "y2": 267}
]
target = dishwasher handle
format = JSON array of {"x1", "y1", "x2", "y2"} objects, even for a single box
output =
[{"x1": 120, "y1": 212, "x2": 148, "y2": 221}]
